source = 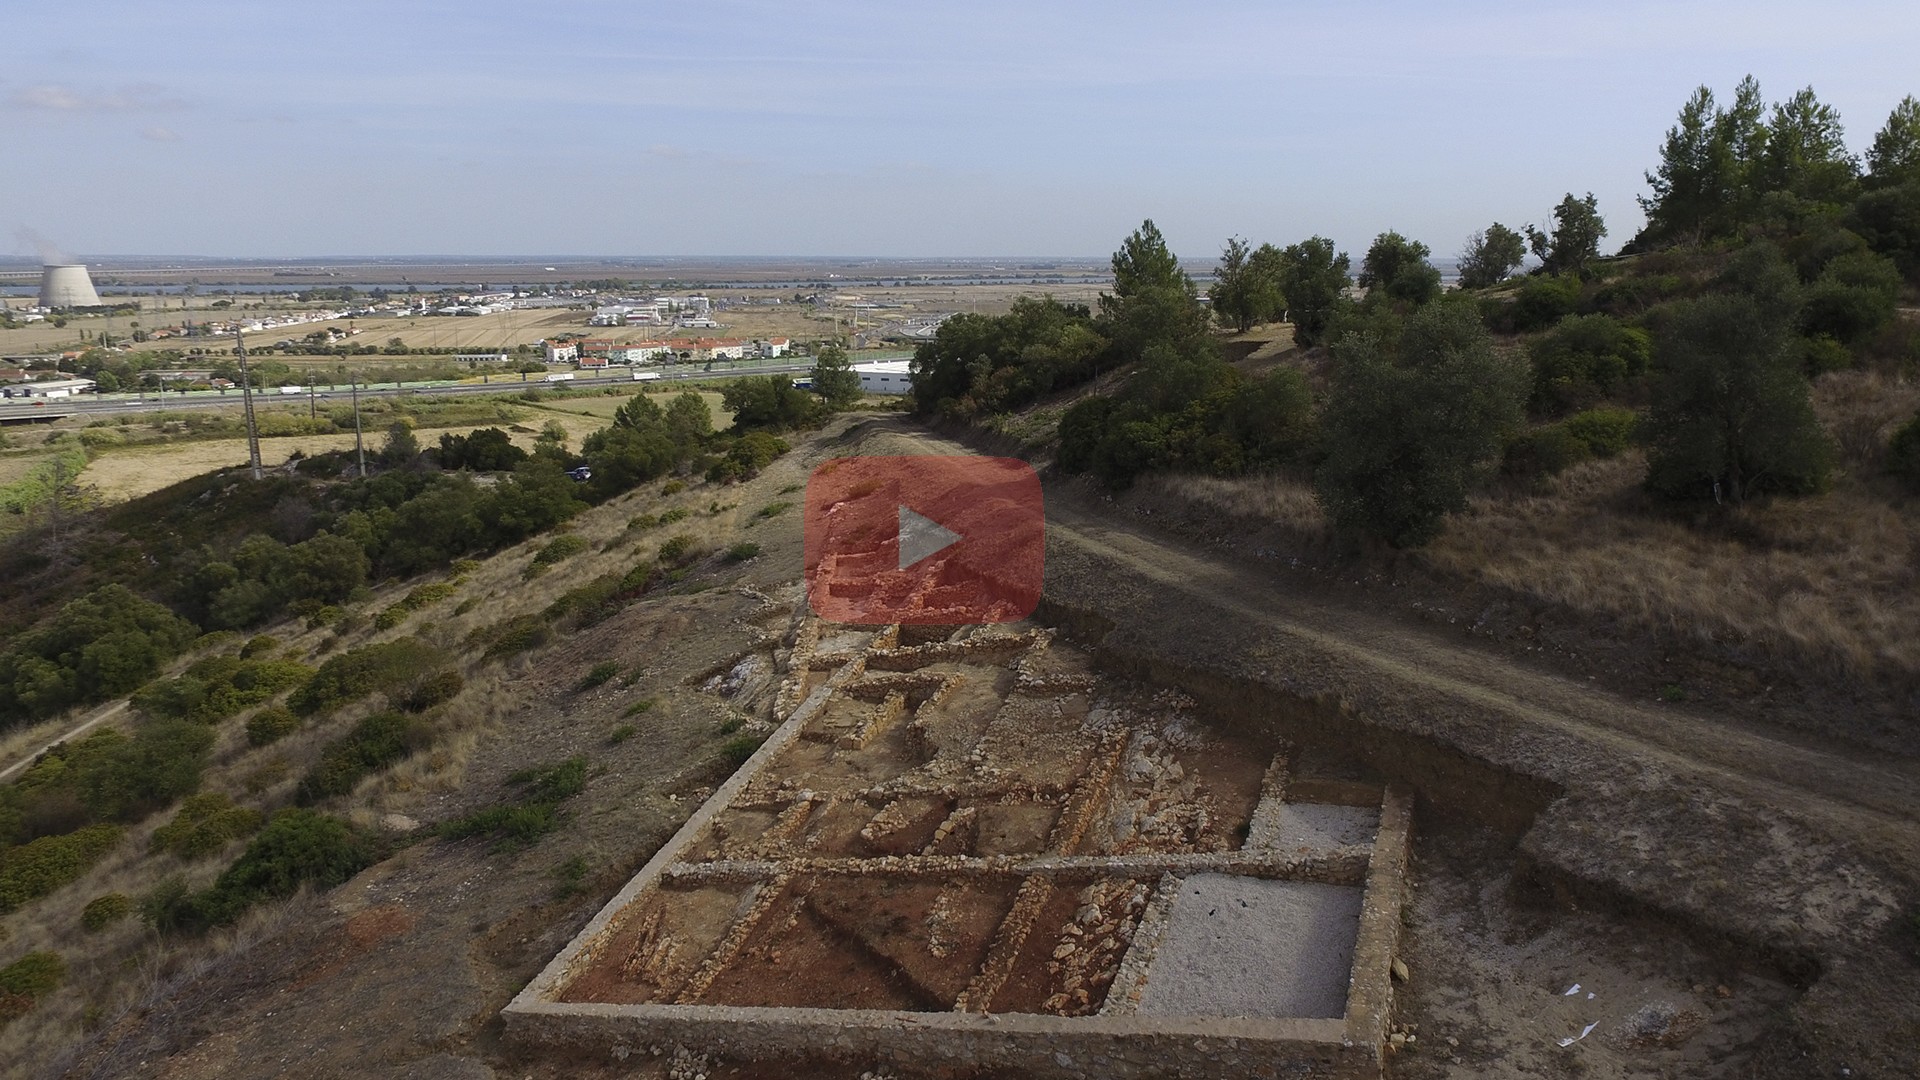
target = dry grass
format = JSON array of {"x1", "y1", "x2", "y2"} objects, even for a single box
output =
[
  {"x1": 1152, "y1": 408, "x2": 1920, "y2": 683},
  {"x1": 1426, "y1": 455, "x2": 1920, "y2": 677}
]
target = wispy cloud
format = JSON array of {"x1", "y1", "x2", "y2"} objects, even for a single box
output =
[
  {"x1": 10, "y1": 83, "x2": 185, "y2": 112},
  {"x1": 140, "y1": 125, "x2": 181, "y2": 142},
  {"x1": 647, "y1": 143, "x2": 762, "y2": 169}
]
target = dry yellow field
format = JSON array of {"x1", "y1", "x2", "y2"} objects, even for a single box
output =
[
  {"x1": 78, "y1": 412, "x2": 610, "y2": 503},
  {"x1": 526, "y1": 389, "x2": 732, "y2": 429}
]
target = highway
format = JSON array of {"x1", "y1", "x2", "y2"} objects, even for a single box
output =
[{"x1": 0, "y1": 361, "x2": 825, "y2": 422}]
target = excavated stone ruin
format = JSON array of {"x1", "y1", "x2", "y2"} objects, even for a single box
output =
[{"x1": 506, "y1": 618, "x2": 1412, "y2": 1079}]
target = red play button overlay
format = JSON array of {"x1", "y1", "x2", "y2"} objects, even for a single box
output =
[{"x1": 804, "y1": 455, "x2": 1044, "y2": 624}]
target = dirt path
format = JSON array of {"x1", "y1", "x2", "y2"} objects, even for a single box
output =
[
  {"x1": 1042, "y1": 509, "x2": 1920, "y2": 873},
  {"x1": 0, "y1": 699, "x2": 128, "y2": 782}
]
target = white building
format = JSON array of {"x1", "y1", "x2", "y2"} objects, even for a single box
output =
[
  {"x1": 756, "y1": 337, "x2": 790, "y2": 358},
  {"x1": 852, "y1": 359, "x2": 912, "y2": 395},
  {"x1": 544, "y1": 341, "x2": 579, "y2": 365}
]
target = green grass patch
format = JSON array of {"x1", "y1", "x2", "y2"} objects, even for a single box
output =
[
  {"x1": 753, "y1": 500, "x2": 793, "y2": 520},
  {"x1": 608, "y1": 724, "x2": 637, "y2": 744},
  {"x1": 533, "y1": 534, "x2": 589, "y2": 566},
  {"x1": 723, "y1": 541, "x2": 761, "y2": 562},
  {"x1": 438, "y1": 755, "x2": 587, "y2": 850},
  {"x1": 621, "y1": 697, "x2": 657, "y2": 718},
  {"x1": 577, "y1": 661, "x2": 620, "y2": 691}
]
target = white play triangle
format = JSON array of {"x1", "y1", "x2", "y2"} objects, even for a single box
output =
[{"x1": 898, "y1": 505, "x2": 962, "y2": 569}]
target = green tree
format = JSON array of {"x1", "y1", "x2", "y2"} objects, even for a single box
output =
[
  {"x1": 721, "y1": 375, "x2": 822, "y2": 431},
  {"x1": 1526, "y1": 194, "x2": 1608, "y2": 276},
  {"x1": 1640, "y1": 85, "x2": 1727, "y2": 242},
  {"x1": 1358, "y1": 231, "x2": 1441, "y2": 306},
  {"x1": 663, "y1": 390, "x2": 714, "y2": 445},
  {"x1": 1866, "y1": 95, "x2": 1920, "y2": 189},
  {"x1": 1208, "y1": 237, "x2": 1285, "y2": 332},
  {"x1": 380, "y1": 423, "x2": 419, "y2": 467},
  {"x1": 1643, "y1": 292, "x2": 1832, "y2": 503},
  {"x1": 1106, "y1": 219, "x2": 1189, "y2": 300},
  {"x1": 1759, "y1": 87, "x2": 1859, "y2": 206},
  {"x1": 810, "y1": 343, "x2": 862, "y2": 407},
  {"x1": 1457, "y1": 223, "x2": 1527, "y2": 289},
  {"x1": 1848, "y1": 181, "x2": 1920, "y2": 278},
  {"x1": 1315, "y1": 302, "x2": 1527, "y2": 546},
  {"x1": 1276, "y1": 237, "x2": 1352, "y2": 347},
  {"x1": 1800, "y1": 250, "x2": 1901, "y2": 343}
]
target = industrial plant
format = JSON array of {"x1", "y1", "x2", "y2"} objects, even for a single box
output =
[{"x1": 37, "y1": 263, "x2": 102, "y2": 308}]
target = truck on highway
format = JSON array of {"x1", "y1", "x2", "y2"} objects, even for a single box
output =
[
  {"x1": 632, "y1": 371, "x2": 662, "y2": 382},
  {"x1": 543, "y1": 372, "x2": 575, "y2": 383}
]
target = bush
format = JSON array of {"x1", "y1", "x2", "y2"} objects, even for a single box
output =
[
  {"x1": 1799, "y1": 334, "x2": 1855, "y2": 376},
  {"x1": 0, "y1": 824, "x2": 122, "y2": 913},
  {"x1": 609, "y1": 724, "x2": 637, "y2": 744},
  {"x1": 149, "y1": 793, "x2": 264, "y2": 858},
  {"x1": 146, "y1": 810, "x2": 373, "y2": 932},
  {"x1": 657, "y1": 535, "x2": 697, "y2": 565},
  {"x1": 81, "y1": 892, "x2": 132, "y2": 932},
  {"x1": 397, "y1": 669, "x2": 463, "y2": 712},
  {"x1": 469, "y1": 613, "x2": 552, "y2": 659},
  {"x1": 240, "y1": 635, "x2": 280, "y2": 659},
  {"x1": 622, "y1": 698, "x2": 657, "y2": 718},
  {"x1": 754, "y1": 501, "x2": 792, "y2": 520},
  {"x1": 0, "y1": 584, "x2": 199, "y2": 726},
  {"x1": 12, "y1": 722, "x2": 214, "y2": 823},
  {"x1": 297, "y1": 711, "x2": 427, "y2": 803},
  {"x1": 577, "y1": 662, "x2": 620, "y2": 691},
  {"x1": 719, "y1": 734, "x2": 764, "y2": 770},
  {"x1": 723, "y1": 542, "x2": 761, "y2": 562},
  {"x1": 1504, "y1": 424, "x2": 1591, "y2": 480},
  {"x1": 288, "y1": 638, "x2": 447, "y2": 716},
  {"x1": 437, "y1": 755, "x2": 587, "y2": 848},
  {"x1": 1528, "y1": 314, "x2": 1652, "y2": 415},
  {"x1": 0, "y1": 951, "x2": 64, "y2": 998},
  {"x1": 532, "y1": 534, "x2": 589, "y2": 567},
  {"x1": 133, "y1": 655, "x2": 316, "y2": 725},
  {"x1": 245, "y1": 706, "x2": 300, "y2": 746},
  {"x1": 660, "y1": 480, "x2": 686, "y2": 496},
  {"x1": 1889, "y1": 410, "x2": 1920, "y2": 492},
  {"x1": 1561, "y1": 406, "x2": 1639, "y2": 458}
]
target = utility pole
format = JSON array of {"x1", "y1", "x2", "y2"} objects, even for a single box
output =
[
  {"x1": 234, "y1": 329, "x2": 264, "y2": 479},
  {"x1": 350, "y1": 376, "x2": 366, "y2": 477},
  {"x1": 308, "y1": 370, "x2": 317, "y2": 420}
]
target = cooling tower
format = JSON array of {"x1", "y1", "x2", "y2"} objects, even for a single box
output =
[{"x1": 38, "y1": 264, "x2": 101, "y2": 308}]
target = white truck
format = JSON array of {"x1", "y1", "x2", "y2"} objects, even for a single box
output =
[
  {"x1": 543, "y1": 372, "x2": 576, "y2": 383},
  {"x1": 632, "y1": 371, "x2": 662, "y2": 382}
]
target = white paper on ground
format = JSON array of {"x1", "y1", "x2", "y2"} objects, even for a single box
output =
[{"x1": 1557, "y1": 1022, "x2": 1600, "y2": 1048}]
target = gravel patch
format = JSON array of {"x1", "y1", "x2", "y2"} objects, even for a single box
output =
[
  {"x1": 1272, "y1": 803, "x2": 1379, "y2": 850},
  {"x1": 1136, "y1": 875, "x2": 1362, "y2": 1019}
]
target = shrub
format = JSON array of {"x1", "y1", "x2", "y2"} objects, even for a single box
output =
[
  {"x1": 608, "y1": 724, "x2": 637, "y2": 745},
  {"x1": 1803, "y1": 335, "x2": 1855, "y2": 375},
  {"x1": 0, "y1": 824, "x2": 122, "y2": 913},
  {"x1": 438, "y1": 755, "x2": 587, "y2": 848},
  {"x1": 469, "y1": 613, "x2": 552, "y2": 659},
  {"x1": 658, "y1": 506, "x2": 690, "y2": 525},
  {"x1": 577, "y1": 662, "x2": 620, "y2": 692},
  {"x1": 719, "y1": 734, "x2": 764, "y2": 770},
  {"x1": 551, "y1": 854, "x2": 590, "y2": 900},
  {"x1": 133, "y1": 656, "x2": 316, "y2": 725},
  {"x1": 0, "y1": 584, "x2": 199, "y2": 725},
  {"x1": 146, "y1": 810, "x2": 373, "y2": 931},
  {"x1": 622, "y1": 698, "x2": 657, "y2": 718},
  {"x1": 1889, "y1": 410, "x2": 1920, "y2": 492},
  {"x1": 297, "y1": 711, "x2": 427, "y2": 803},
  {"x1": 1528, "y1": 314, "x2": 1652, "y2": 415},
  {"x1": 0, "y1": 951, "x2": 64, "y2": 998},
  {"x1": 660, "y1": 480, "x2": 686, "y2": 496},
  {"x1": 14, "y1": 722, "x2": 214, "y2": 823},
  {"x1": 1560, "y1": 406, "x2": 1639, "y2": 458},
  {"x1": 81, "y1": 892, "x2": 132, "y2": 932},
  {"x1": 149, "y1": 793, "x2": 264, "y2": 858},
  {"x1": 245, "y1": 706, "x2": 300, "y2": 746},
  {"x1": 397, "y1": 669, "x2": 464, "y2": 712},
  {"x1": 289, "y1": 638, "x2": 447, "y2": 716},
  {"x1": 240, "y1": 635, "x2": 280, "y2": 659},
  {"x1": 532, "y1": 534, "x2": 589, "y2": 567},
  {"x1": 724, "y1": 542, "x2": 761, "y2": 562},
  {"x1": 658, "y1": 535, "x2": 697, "y2": 565},
  {"x1": 754, "y1": 501, "x2": 792, "y2": 520}
]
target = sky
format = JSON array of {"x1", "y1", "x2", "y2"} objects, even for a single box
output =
[{"x1": 3, "y1": 1, "x2": 1917, "y2": 261}]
